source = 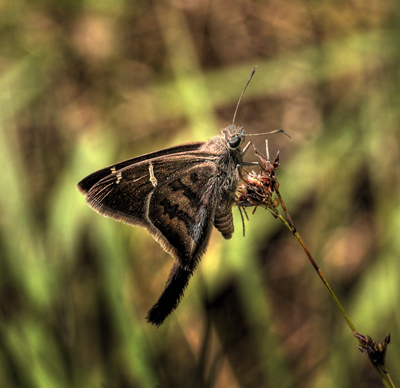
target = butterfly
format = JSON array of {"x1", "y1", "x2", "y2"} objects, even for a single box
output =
[{"x1": 77, "y1": 68, "x2": 282, "y2": 326}]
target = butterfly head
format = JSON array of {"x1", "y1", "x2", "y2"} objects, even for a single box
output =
[{"x1": 222, "y1": 124, "x2": 246, "y2": 150}]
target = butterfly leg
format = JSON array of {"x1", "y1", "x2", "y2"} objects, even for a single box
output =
[
  {"x1": 241, "y1": 142, "x2": 264, "y2": 168},
  {"x1": 242, "y1": 140, "x2": 253, "y2": 155}
]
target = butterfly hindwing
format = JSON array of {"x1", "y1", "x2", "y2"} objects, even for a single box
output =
[{"x1": 148, "y1": 162, "x2": 220, "y2": 269}]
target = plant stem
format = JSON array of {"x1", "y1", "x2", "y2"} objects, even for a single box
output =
[{"x1": 268, "y1": 190, "x2": 396, "y2": 388}]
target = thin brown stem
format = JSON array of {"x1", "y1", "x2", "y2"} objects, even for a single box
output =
[{"x1": 267, "y1": 204, "x2": 395, "y2": 388}]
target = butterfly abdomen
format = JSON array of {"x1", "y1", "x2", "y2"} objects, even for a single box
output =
[{"x1": 214, "y1": 209, "x2": 234, "y2": 239}]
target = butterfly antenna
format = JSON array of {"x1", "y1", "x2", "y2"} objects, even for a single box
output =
[
  {"x1": 247, "y1": 129, "x2": 291, "y2": 138},
  {"x1": 232, "y1": 66, "x2": 258, "y2": 125}
]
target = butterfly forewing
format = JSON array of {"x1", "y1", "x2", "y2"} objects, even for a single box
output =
[{"x1": 77, "y1": 142, "x2": 205, "y2": 194}]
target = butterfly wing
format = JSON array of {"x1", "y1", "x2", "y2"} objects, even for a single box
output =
[
  {"x1": 77, "y1": 142, "x2": 205, "y2": 195},
  {"x1": 81, "y1": 152, "x2": 227, "y2": 325},
  {"x1": 82, "y1": 153, "x2": 221, "y2": 265}
]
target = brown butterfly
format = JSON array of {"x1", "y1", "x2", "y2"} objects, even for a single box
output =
[{"x1": 77, "y1": 68, "x2": 283, "y2": 326}]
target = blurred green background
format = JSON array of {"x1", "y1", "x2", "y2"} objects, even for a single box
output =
[{"x1": 1, "y1": 1, "x2": 399, "y2": 387}]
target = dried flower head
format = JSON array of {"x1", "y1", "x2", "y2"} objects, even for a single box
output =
[
  {"x1": 237, "y1": 150, "x2": 280, "y2": 212},
  {"x1": 355, "y1": 332, "x2": 390, "y2": 373}
]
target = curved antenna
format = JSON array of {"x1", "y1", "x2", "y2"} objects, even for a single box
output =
[
  {"x1": 246, "y1": 129, "x2": 291, "y2": 139},
  {"x1": 232, "y1": 66, "x2": 258, "y2": 125}
]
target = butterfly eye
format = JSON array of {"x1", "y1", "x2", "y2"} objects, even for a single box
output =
[{"x1": 228, "y1": 135, "x2": 242, "y2": 149}]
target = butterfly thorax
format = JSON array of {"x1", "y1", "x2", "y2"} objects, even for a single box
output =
[{"x1": 201, "y1": 127, "x2": 244, "y2": 192}]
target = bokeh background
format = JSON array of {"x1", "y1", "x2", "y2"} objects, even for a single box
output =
[{"x1": 1, "y1": 1, "x2": 399, "y2": 387}]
